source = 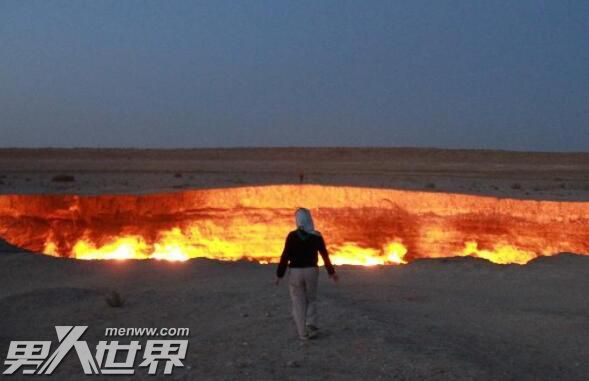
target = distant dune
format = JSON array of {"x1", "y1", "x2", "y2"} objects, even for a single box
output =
[{"x1": 1, "y1": 147, "x2": 589, "y2": 199}]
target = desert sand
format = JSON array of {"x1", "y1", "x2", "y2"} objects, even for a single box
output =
[
  {"x1": 1, "y1": 147, "x2": 589, "y2": 199},
  {"x1": 0, "y1": 148, "x2": 588, "y2": 380}
]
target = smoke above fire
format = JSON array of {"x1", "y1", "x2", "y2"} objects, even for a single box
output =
[{"x1": 0, "y1": 185, "x2": 587, "y2": 265}]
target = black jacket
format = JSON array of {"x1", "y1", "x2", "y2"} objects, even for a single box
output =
[{"x1": 276, "y1": 229, "x2": 336, "y2": 278}]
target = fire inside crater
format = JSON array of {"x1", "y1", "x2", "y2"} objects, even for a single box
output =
[{"x1": 0, "y1": 185, "x2": 587, "y2": 265}]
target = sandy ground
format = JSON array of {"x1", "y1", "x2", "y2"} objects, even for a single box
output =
[
  {"x1": 1, "y1": 148, "x2": 589, "y2": 199},
  {"x1": 1, "y1": 148, "x2": 589, "y2": 380},
  {"x1": 1, "y1": 250, "x2": 588, "y2": 381}
]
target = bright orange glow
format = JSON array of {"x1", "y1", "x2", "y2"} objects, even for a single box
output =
[
  {"x1": 460, "y1": 241, "x2": 537, "y2": 265},
  {"x1": 1, "y1": 185, "x2": 588, "y2": 265}
]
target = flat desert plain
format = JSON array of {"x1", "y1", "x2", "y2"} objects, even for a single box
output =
[{"x1": 0, "y1": 148, "x2": 588, "y2": 381}]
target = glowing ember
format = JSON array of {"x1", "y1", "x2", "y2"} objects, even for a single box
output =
[{"x1": 0, "y1": 185, "x2": 588, "y2": 265}]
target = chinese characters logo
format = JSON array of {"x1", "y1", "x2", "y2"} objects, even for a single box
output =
[{"x1": 3, "y1": 326, "x2": 189, "y2": 376}]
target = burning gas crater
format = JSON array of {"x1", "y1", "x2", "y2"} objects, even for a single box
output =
[{"x1": 0, "y1": 185, "x2": 588, "y2": 265}]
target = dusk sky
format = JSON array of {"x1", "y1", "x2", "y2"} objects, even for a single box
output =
[{"x1": 1, "y1": 1, "x2": 588, "y2": 151}]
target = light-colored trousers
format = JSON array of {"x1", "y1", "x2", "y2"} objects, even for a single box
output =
[{"x1": 288, "y1": 267, "x2": 319, "y2": 337}]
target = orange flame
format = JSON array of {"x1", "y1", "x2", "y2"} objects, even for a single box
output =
[{"x1": 1, "y1": 185, "x2": 588, "y2": 265}]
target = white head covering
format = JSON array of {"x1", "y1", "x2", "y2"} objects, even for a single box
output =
[{"x1": 295, "y1": 208, "x2": 320, "y2": 236}]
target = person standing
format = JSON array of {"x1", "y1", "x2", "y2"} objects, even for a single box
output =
[{"x1": 275, "y1": 208, "x2": 338, "y2": 340}]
